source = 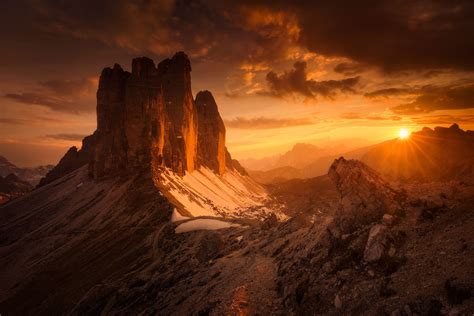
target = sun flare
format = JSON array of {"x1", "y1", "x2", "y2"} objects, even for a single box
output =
[{"x1": 399, "y1": 128, "x2": 410, "y2": 139}]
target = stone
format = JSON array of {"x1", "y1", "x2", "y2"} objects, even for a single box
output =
[
  {"x1": 329, "y1": 157, "x2": 404, "y2": 225},
  {"x1": 390, "y1": 309, "x2": 402, "y2": 316},
  {"x1": 261, "y1": 213, "x2": 279, "y2": 230},
  {"x1": 388, "y1": 246, "x2": 396, "y2": 257},
  {"x1": 196, "y1": 232, "x2": 225, "y2": 263},
  {"x1": 383, "y1": 214, "x2": 397, "y2": 226},
  {"x1": 363, "y1": 224, "x2": 391, "y2": 262},
  {"x1": 403, "y1": 305, "x2": 412, "y2": 316},
  {"x1": 334, "y1": 294, "x2": 342, "y2": 309}
]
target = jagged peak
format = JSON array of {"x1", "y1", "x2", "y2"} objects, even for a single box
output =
[
  {"x1": 131, "y1": 56, "x2": 157, "y2": 78},
  {"x1": 195, "y1": 90, "x2": 218, "y2": 111},
  {"x1": 157, "y1": 51, "x2": 192, "y2": 74}
]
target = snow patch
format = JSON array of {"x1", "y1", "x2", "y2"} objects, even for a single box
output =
[
  {"x1": 170, "y1": 208, "x2": 190, "y2": 222},
  {"x1": 158, "y1": 167, "x2": 273, "y2": 219},
  {"x1": 175, "y1": 219, "x2": 241, "y2": 233}
]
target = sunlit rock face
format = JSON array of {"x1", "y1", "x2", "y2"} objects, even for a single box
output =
[
  {"x1": 158, "y1": 52, "x2": 198, "y2": 174},
  {"x1": 44, "y1": 52, "x2": 245, "y2": 183},
  {"x1": 89, "y1": 52, "x2": 231, "y2": 178},
  {"x1": 195, "y1": 90, "x2": 226, "y2": 175}
]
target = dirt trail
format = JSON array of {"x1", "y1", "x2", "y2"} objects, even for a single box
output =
[{"x1": 225, "y1": 255, "x2": 281, "y2": 315}]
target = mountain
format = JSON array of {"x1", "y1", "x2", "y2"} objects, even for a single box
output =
[
  {"x1": 248, "y1": 124, "x2": 474, "y2": 185},
  {"x1": 1, "y1": 52, "x2": 473, "y2": 314},
  {"x1": 245, "y1": 144, "x2": 372, "y2": 184},
  {"x1": 248, "y1": 166, "x2": 305, "y2": 184},
  {"x1": 240, "y1": 142, "x2": 356, "y2": 171},
  {"x1": 360, "y1": 124, "x2": 474, "y2": 182},
  {"x1": 0, "y1": 155, "x2": 53, "y2": 186},
  {"x1": 0, "y1": 173, "x2": 32, "y2": 205}
]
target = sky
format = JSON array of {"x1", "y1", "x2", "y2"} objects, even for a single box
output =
[{"x1": 1, "y1": 0, "x2": 474, "y2": 166}]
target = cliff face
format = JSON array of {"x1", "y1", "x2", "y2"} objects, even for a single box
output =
[
  {"x1": 195, "y1": 90, "x2": 226, "y2": 175},
  {"x1": 43, "y1": 52, "x2": 238, "y2": 183},
  {"x1": 91, "y1": 52, "x2": 212, "y2": 178}
]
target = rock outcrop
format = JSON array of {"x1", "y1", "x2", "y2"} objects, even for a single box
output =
[
  {"x1": 195, "y1": 90, "x2": 226, "y2": 175},
  {"x1": 39, "y1": 134, "x2": 97, "y2": 187},
  {"x1": 39, "y1": 52, "x2": 246, "y2": 185},
  {"x1": 0, "y1": 173, "x2": 33, "y2": 205},
  {"x1": 328, "y1": 157, "x2": 404, "y2": 224},
  {"x1": 0, "y1": 174, "x2": 32, "y2": 194},
  {"x1": 91, "y1": 52, "x2": 230, "y2": 178}
]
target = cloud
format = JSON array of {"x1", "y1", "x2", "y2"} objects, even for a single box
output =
[
  {"x1": 364, "y1": 87, "x2": 419, "y2": 98},
  {"x1": 0, "y1": 116, "x2": 72, "y2": 126},
  {"x1": 258, "y1": 1, "x2": 474, "y2": 72},
  {"x1": 0, "y1": 118, "x2": 32, "y2": 125},
  {"x1": 34, "y1": 0, "x2": 180, "y2": 55},
  {"x1": 224, "y1": 116, "x2": 315, "y2": 129},
  {"x1": 4, "y1": 78, "x2": 96, "y2": 114},
  {"x1": 39, "y1": 78, "x2": 97, "y2": 96},
  {"x1": 334, "y1": 62, "x2": 368, "y2": 76},
  {"x1": 391, "y1": 83, "x2": 474, "y2": 114},
  {"x1": 44, "y1": 133, "x2": 87, "y2": 141},
  {"x1": 263, "y1": 61, "x2": 360, "y2": 99},
  {"x1": 341, "y1": 113, "x2": 402, "y2": 121},
  {"x1": 410, "y1": 114, "x2": 474, "y2": 125}
]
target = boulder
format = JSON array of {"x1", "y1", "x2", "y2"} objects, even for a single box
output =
[
  {"x1": 195, "y1": 232, "x2": 225, "y2": 263},
  {"x1": 329, "y1": 157, "x2": 404, "y2": 224},
  {"x1": 363, "y1": 224, "x2": 391, "y2": 262}
]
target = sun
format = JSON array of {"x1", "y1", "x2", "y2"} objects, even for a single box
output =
[{"x1": 399, "y1": 128, "x2": 410, "y2": 139}]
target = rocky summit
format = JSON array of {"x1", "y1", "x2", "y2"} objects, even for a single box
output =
[{"x1": 40, "y1": 52, "x2": 233, "y2": 186}]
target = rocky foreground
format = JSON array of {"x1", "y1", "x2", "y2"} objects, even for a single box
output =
[{"x1": 1, "y1": 157, "x2": 472, "y2": 314}]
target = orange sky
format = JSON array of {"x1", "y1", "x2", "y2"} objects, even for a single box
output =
[{"x1": 1, "y1": 1, "x2": 474, "y2": 166}]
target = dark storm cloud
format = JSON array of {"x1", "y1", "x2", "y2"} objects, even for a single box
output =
[
  {"x1": 391, "y1": 83, "x2": 474, "y2": 114},
  {"x1": 18, "y1": 0, "x2": 474, "y2": 74},
  {"x1": 30, "y1": 0, "x2": 299, "y2": 66},
  {"x1": 4, "y1": 78, "x2": 96, "y2": 114},
  {"x1": 260, "y1": 0, "x2": 474, "y2": 71},
  {"x1": 44, "y1": 133, "x2": 87, "y2": 141},
  {"x1": 32, "y1": 0, "x2": 179, "y2": 55},
  {"x1": 224, "y1": 116, "x2": 315, "y2": 129},
  {"x1": 263, "y1": 61, "x2": 360, "y2": 99}
]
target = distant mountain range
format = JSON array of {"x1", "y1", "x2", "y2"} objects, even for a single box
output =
[
  {"x1": 0, "y1": 155, "x2": 53, "y2": 186},
  {"x1": 246, "y1": 124, "x2": 474, "y2": 184},
  {"x1": 241, "y1": 141, "x2": 366, "y2": 172},
  {"x1": 361, "y1": 123, "x2": 474, "y2": 182}
]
